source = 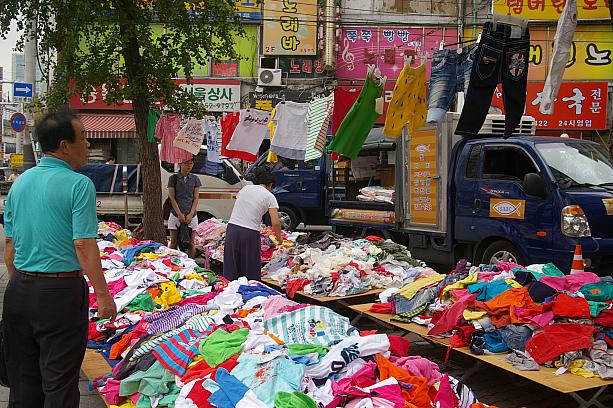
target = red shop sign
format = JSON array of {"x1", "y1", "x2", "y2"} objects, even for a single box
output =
[{"x1": 490, "y1": 82, "x2": 608, "y2": 130}]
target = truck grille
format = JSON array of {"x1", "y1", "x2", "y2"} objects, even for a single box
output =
[{"x1": 478, "y1": 115, "x2": 536, "y2": 136}]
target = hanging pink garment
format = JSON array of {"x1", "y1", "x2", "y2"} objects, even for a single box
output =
[{"x1": 157, "y1": 114, "x2": 193, "y2": 163}]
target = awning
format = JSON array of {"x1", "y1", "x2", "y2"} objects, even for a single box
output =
[{"x1": 78, "y1": 113, "x2": 136, "y2": 139}]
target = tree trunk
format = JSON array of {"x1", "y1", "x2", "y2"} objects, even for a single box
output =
[
  {"x1": 134, "y1": 98, "x2": 166, "y2": 243},
  {"x1": 118, "y1": 0, "x2": 166, "y2": 242}
]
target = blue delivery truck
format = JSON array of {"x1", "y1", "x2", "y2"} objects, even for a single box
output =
[{"x1": 247, "y1": 113, "x2": 613, "y2": 273}]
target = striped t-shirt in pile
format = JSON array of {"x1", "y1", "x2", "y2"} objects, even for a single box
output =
[
  {"x1": 262, "y1": 305, "x2": 355, "y2": 347},
  {"x1": 305, "y1": 94, "x2": 334, "y2": 161},
  {"x1": 152, "y1": 328, "x2": 209, "y2": 376},
  {"x1": 144, "y1": 303, "x2": 210, "y2": 334},
  {"x1": 130, "y1": 314, "x2": 215, "y2": 361}
]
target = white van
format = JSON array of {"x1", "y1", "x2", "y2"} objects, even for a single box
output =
[{"x1": 0, "y1": 148, "x2": 248, "y2": 226}]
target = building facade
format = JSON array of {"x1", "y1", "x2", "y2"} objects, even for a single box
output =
[{"x1": 68, "y1": 0, "x2": 612, "y2": 163}]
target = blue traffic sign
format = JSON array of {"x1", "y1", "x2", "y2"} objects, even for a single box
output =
[
  {"x1": 10, "y1": 112, "x2": 27, "y2": 132},
  {"x1": 13, "y1": 82, "x2": 33, "y2": 98}
]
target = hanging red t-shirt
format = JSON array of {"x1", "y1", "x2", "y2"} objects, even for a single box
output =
[
  {"x1": 220, "y1": 112, "x2": 257, "y2": 162},
  {"x1": 332, "y1": 89, "x2": 360, "y2": 135}
]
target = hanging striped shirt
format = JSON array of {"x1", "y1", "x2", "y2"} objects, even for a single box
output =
[{"x1": 305, "y1": 94, "x2": 334, "y2": 161}]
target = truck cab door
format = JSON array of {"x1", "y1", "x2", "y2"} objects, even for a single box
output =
[
  {"x1": 271, "y1": 157, "x2": 323, "y2": 209},
  {"x1": 458, "y1": 144, "x2": 554, "y2": 264}
]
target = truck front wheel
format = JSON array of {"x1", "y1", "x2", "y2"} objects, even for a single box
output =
[
  {"x1": 278, "y1": 206, "x2": 299, "y2": 231},
  {"x1": 482, "y1": 241, "x2": 526, "y2": 266}
]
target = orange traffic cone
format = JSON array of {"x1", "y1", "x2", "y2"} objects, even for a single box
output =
[{"x1": 570, "y1": 244, "x2": 584, "y2": 274}]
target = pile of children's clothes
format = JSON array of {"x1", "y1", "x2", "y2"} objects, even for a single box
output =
[
  {"x1": 372, "y1": 260, "x2": 613, "y2": 379},
  {"x1": 262, "y1": 233, "x2": 427, "y2": 298},
  {"x1": 89, "y1": 223, "x2": 494, "y2": 408}
]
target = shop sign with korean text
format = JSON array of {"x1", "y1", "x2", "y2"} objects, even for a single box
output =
[
  {"x1": 278, "y1": 57, "x2": 326, "y2": 77},
  {"x1": 490, "y1": 82, "x2": 608, "y2": 130},
  {"x1": 211, "y1": 61, "x2": 239, "y2": 78},
  {"x1": 337, "y1": 26, "x2": 459, "y2": 80},
  {"x1": 234, "y1": 0, "x2": 261, "y2": 21},
  {"x1": 248, "y1": 90, "x2": 314, "y2": 111},
  {"x1": 494, "y1": 0, "x2": 610, "y2": 20},
  {"x1": 408, "y1": 128, "x2": 438, "y2": 227},
  {"x1": 263, "y1": 0, "x2": 317, "y2": 55},
  {"x1": 71, "y1": 79, "x2": 241, "y2": 112},
  {"x1": 9, "y1": 153, "x2": 24, "y2": 168},
  {"x1": 176, "y1": 80, "x2": 241, "y2": 112},
  {"x1": 464, "y1": 25, "x2": 612, "y2": 81}
]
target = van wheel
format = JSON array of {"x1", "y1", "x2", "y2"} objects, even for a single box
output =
[
  {"x1": 278, "y1": 206, "x2": 299, "y2": 231},
  {"x1": 482, "y1": 241, "x2": 525, "y2": 265}
]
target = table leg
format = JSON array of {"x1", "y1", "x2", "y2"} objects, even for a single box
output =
[
  {"x1": 458, "y1": 361, "x2": 483, "y2": 382},
  {"x1": 568, "y1": 386, "x2": 609, "y2": 408}
]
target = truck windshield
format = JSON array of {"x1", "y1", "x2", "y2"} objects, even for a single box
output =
[{"x1": 536, "y1": 142, "x2": 613, "y2": 188}]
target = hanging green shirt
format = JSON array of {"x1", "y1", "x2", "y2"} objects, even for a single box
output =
[
  {"x1": 148, "y1": 109, "x2": 162, "y2": 143},
  {"x1": 329, "y1": 75, "x2": 383, "y2": 160}
]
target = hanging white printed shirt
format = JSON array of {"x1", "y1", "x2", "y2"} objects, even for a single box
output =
[
  {"x1": 204, "y1": 117, "x2": 222, "y2": 163},
  {"x1": 173, "y1": 118, "x2": 205, "y2": 155}
]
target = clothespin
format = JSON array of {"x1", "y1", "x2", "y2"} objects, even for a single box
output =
[
  {"x1": 403, "y1": 55, "x2": 412, "y2": 67},
  {"x1": 477, "y1": 32, "x2": 482, "y2": 43},
  {"x1": 439, "y1": 40, "x2": 445, "y2": 51}
]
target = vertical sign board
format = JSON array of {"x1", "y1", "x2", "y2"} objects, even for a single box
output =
[
  {"x1": 408, "y1": 128, "x2": 438, "y2": 227},
  {"x1": 263, "y1": 0, "x2": 317, "y2": 55}
]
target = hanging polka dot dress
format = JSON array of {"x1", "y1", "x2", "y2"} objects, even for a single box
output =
[{"x1": 383, "y1": 64, "x2": 428, "y2": 138}]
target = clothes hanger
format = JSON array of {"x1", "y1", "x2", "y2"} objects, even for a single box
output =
[
  {"x1": 403, "y1": 54, "x2": 412, "y2": 67},
  {"x1": 492, "y1": 12, "x2": 528, "y2": 35}
]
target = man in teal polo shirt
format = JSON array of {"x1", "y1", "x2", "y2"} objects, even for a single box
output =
[{"x1": 2, "y1": 110, "x2": 116, "y2": 408}]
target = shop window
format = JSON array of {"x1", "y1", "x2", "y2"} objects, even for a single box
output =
[{"x1": 481, "y1": 147, "x2": 538, "y2": 182}]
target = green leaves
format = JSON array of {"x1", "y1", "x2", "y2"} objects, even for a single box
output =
[{"x1": 1, "y1": 0, "x2": 246, "y2": 112}]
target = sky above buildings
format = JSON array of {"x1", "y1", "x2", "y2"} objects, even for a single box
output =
[{"x1": 1, "y1": 20, "x2": 19, "y2": 81}]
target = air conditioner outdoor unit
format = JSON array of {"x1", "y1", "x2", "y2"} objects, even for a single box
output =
[{"x1": 257, "y1": 68, "x2": 282, "y2": 87}]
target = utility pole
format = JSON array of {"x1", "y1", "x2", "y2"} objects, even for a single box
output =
[{"x1": 23, "y1": 14, "x2": 37, "y2": 168}]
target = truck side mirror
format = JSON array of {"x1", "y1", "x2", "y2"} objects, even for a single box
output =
[{"x1": 523, "y1": 173, "x2": 548, "y2": 198}]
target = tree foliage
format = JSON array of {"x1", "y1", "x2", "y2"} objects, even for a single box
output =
[{"x1": 1, "y1": 0, "x2": 246, "y2": 241}]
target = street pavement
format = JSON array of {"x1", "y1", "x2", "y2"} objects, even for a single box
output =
[{"x1": 0, "y1": 225, "x2": 610, "y2": 407}]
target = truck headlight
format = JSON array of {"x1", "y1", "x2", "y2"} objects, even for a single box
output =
[{"x1": 562, "y1": 205, "x2": 591, "y2": 237}]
